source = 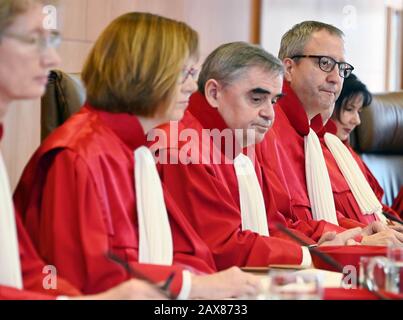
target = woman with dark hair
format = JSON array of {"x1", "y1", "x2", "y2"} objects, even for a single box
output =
[
  {"x1": 317, "y1": 73, "x2": 402, "y2": 228},
  {"x1": 332, "y1": 73, "x2": 372, "y2": 142}
]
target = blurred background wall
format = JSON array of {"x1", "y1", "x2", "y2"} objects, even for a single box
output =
[{"x1": 2, "y1": 0, "x2": 402, "y2": 190}]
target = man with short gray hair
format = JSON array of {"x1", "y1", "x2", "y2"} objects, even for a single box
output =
[
  {"x1": 259, "y1": 20, "x2": 402, "y2": 246},
  {"x1": 152, "y1": 41, "x2": 360, "y2": 270}
]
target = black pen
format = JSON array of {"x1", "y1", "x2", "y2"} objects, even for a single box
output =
[
  {"x1": 275, "y1": 223, "x2": 344, "y2": 272},
  {"x1": 383, "y1": 211, "x2": 403, "y2": 225},
  {"x1": 107, "y1": 252, "x2": 175, "y2": 299},
  {"x1": 275, "y1": 224, "x2": 391, "y2": 300}
]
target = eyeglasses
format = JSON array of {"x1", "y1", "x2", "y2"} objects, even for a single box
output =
[
  {"x1": 179, "y1": 67, "x2": 198, "y2": 84},
  {"x1": 291, "y1": 55, "x2": 354, "y2": 78},
  {"x1": 2, "y1": 30, "x2": 61, "y2": 51}
]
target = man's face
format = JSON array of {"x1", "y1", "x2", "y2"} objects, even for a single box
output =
[
  {"x1": 212, "y1": 66, "x2": 283, "y2": 146},
  {"x1": 334, "y1": 93, "x2": 364, "y2": 141},
  {"x1": 284, "y1": 30, "x2": 345, "y2": 120}
]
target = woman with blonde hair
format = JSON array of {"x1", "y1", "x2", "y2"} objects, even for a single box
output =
[{"x1": 14, "y1": 11, "x2": 260, "y2": 299}]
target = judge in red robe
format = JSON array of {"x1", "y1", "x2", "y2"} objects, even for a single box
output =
[
  {"x1": 151, "y1": 42, "x2": 363, "y2": 271},
  {"x1": 153, "y1": 93, "x2": 310, "y2": 270},
  {"x1": 14, "y1": 105, "x2": 215, "y2": 296},
  {"x1": 1, "y1": 126, "x2": 80, "y2": 300},
  {"x1": 314, "y1": 119, "x2": 378, "y2": 224},
  {"x1": 315, "y1": 119, "x2": 400, "y2": 223},
  {"x1": 0, "y1": 0, "x2": 85, "y2": 300},
  {"x1": 13, "y1": 13, "x2": 260, "y2": 300},
  {"x1": 269, "y1": 81, "x2": 365, "y2": 229},
  {"x1": 0, "y1": 6, "x2": 176, "y2": 300},
  {"x1": 328, "y1": 73, "x2": 401, "y2": 220},
  {"x1": 256, "y1": 126, "x2": 347, "y2": 241},
  {"x1": 268, "y1": 21, "x2": 402, "y2": 246}
]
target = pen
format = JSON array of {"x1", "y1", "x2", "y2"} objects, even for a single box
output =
[
  {"x1": 107, "y1": 251, "x2": 175, "y2": 299},
  {"x1": 275, "y1": 223, "x2": 391, "y2": 300},
  {"x1": 382, "y1": 211, "x2": 403, "y2": 225}
]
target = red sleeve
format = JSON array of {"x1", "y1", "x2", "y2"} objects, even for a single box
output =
[
  {"x1": 15, "y1": 213, "x2": 81, "y2": 297},
  {"x1": 158, "y1": 161, "x2": 304, "y2": 270},
  {"x1": 337, "y1": 216, "x2": 366, "y2": 229},
  {"x1": 392, "y1": 187, "x2": 403, "y2": 217},
  {"x1": 0, "y1": 285, "x2": 54, "y2": 300},
  {"x1": 19, "y1": 149, "x2": 184, "y2": 297}
]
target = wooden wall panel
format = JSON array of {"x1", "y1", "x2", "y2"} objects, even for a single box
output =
[
  {"x1": 86, "y1": 0, "x2": 110, "y2": 41},
  {"x1": 1, "y1": 100, "x2": 41, "y2": 190},
  {"x1": 58, "y1": 40, "x2": 93, "y2": 73},
  {"x1": 58, "y1": 0, "x2": 87, "y2": 40},
  {"x1": 183, "y1": 0, "x2": 251, "y2": 59},
  {"x1": 134, "y1": 0, "x2": 185, "y2": 21}
]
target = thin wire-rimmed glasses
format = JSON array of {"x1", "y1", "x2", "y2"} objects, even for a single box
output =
[
  {"x1": 291, "y1": 55, "x2": 354, "y2": 78},
  {"x1": 2, "y1": 30, "x2": 61, "y2": 51},
  {"x1": 179, "y1": 67, "x2": 198, "y2": 84}
]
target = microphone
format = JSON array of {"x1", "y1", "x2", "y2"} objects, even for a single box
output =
[
  {"x1": 382, "y1": 211, "x2": 403, "y2": 225},
  {"x1": 275, "y1": 224, "x2": 391, "y2": 300}
]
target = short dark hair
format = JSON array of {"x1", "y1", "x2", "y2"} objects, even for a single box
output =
[{"x1": 333, "y1": 73, "x2": 372, "y2": 122}]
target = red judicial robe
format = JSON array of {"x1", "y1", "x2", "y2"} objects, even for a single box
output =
[
  {"x1": 267, "y1": 81, "x2": 362, "y2": 231},
  {"x1": 392, "y1": 187, "x2": 403, "y2": 217},
  {"x1": 150, "y1": 92, "x2": 307, "y2": 271},
  {"x1": 256, "y1": 129, "x2": 345, "y2": 242},
  {"x1": 0, "y1": 124, "x2": 80, "y2": 300},
  {"x1": 316, "y1": 120, "x2": 399, "y2": 221},
  {"x1": 13, "y1": 104, "x2": 216, "y2": 297}
]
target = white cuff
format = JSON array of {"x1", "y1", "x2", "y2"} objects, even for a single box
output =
[
  {"x1": 176, "y1": 270, "x2": 192, "y2": 300},
  {"x1": 56, "y1": 295, "x2": 70, "y2": 300},
  {"x1": 300, "y1": 247, "x2": 313, "y2": 268}
]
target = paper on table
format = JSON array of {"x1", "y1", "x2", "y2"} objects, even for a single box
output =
[{"x1": 294, "y1": 268, "x2": 343, "y2": 288}]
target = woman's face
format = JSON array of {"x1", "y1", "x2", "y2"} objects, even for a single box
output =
[
  {"x1": 334, "y1": 93, "x2": 364, "y2": 141},
  {"x1": 164, "y1": 58, "x2": 199, "y2": 122},
  {"x1": 0, "y1": 3, "x2": 60, "y2": 105}
]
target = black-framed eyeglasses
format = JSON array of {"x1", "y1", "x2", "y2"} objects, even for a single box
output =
[
  {"x1": 2, "y1": 30, "x2": 61, "y2": 51},
  {"x1": 291, "y1": 55, "x2": 354, "y2": 78}
]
